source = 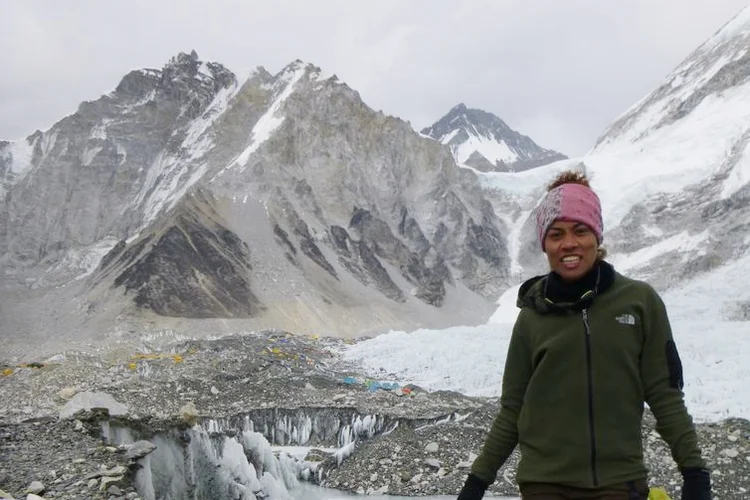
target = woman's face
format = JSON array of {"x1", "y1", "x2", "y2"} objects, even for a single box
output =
[{"x1": 544, "y1": 220, "x2": 598, "y2": 282}]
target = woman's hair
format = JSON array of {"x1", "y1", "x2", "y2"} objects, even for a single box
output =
[
  {"x1": 545, "y1": 169, "x2": 607, "y2": 260},
  {"x1": 547, "y1": 170, "x2": 591, "y2": 191}
]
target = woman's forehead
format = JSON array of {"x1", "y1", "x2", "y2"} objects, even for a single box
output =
[{"x1": 548, "y1": 220, "x2": 587, "y2": 229}]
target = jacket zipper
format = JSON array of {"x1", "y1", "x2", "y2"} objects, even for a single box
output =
[{"x1": 582, "y1": 308, "x2": 599, "y2": 487}]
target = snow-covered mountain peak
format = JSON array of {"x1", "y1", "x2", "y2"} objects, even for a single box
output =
[
  {"x1": 421, "y1": 103, "x2": 566, "y2": 173},
  {"x1": 585, "y1": 6, "x2": 750, "y2": 235},
  {"x1": 596, "y1": 8, "x2": 750, "y2": 151}
]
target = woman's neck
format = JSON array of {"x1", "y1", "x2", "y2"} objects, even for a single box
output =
[{"x1": 546, "y1": 261, "x2": 602, "y2": 303}]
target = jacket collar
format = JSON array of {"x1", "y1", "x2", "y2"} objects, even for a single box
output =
[{"x1": 517, "y1": 260, "x2": 616, "y2": 313}]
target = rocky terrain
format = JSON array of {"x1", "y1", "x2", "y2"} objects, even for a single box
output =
[{"x1": 1, "y1": 332, "x2": 748, "y2": 499}]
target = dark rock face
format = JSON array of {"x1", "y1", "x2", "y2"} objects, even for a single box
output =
[
  {"x1": 329, "y1": 224, "x2": 405, "y2": 303},
  {"x1": 112, "y1": 208, "x2": 262, "y2": 318},
  {"x1": 348, "y1": 208, "x2": 447, "y2": 306}
]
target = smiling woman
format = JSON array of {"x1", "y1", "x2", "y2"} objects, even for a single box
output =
[
  {"x1": 456, "y1": 170, "x2": 711, "y2": 500},
  {"x1": 536, "y1": 171, "x2": 604, "y2": 282}
]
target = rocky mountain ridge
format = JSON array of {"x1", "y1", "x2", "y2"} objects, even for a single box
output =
[{"x1": 0, "y1": 52, "x2": 508, "y2": 356}]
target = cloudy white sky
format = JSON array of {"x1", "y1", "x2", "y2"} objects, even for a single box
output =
[{"x1": 1, "y1": 1, "x2": 747, "y2": 156}]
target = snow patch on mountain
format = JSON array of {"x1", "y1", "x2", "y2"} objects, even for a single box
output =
[
  {"x1": 236, "y1": 67, "x2": 304, "y2": 166},
  {"x1": 184, "y1": 81, "x2": 242, "y2": 161},
  {"x1": 120, "y1": 89, "x2": 157, "y2": 113},
  {"x1": 136, "y1": 151, "x2": 181, "y2": 222},
  {"x1": 89, "y1": 120, "x2": 111, "y2": 140},
  {"x1": 40, "y1": 129, "x2": 58, "y2": 158},
  {"x1": 721, "y1": 138, "x2": 750, "y2": 198},
  {"x1": 50, "y1": 236, "x2": 122, "y2": 280},
  {"x1": 454, "y1": 131, "x2": 516, "y2": 165},
  {"x1": 80, "y1": 146, "x2": 103, "y2": 167},
  {"x1": 213, "y1": 64, "x2": 307, "y2": 182},
  {"x1": 3, "y1": 136, "x2": 35, "y2": 179},
  {"x1": 704, "y1": 5, "x2": 750, "y2": 48}
]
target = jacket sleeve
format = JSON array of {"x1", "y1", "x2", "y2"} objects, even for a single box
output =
[
  {"x1": 641, "y1": 286, "x2": 705, "y2": 469},
  {"x1": 470, "y1": 313, "x2": 533, "y2": 485}
]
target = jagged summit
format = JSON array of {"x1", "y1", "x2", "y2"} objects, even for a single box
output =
[
  {"x1": 421, "y1": 103, "x2": 566, "y2": 172},
  {"x1": 114, "y1": 50, "x2": 236, "y2": 102}
]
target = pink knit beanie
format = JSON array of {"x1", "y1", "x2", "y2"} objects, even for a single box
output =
[{"x1": 535, "y1": 183, "x2": 603, "y2": 250}]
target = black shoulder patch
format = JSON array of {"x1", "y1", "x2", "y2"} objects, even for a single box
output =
[{"x1": 665, "y1": 340, "x2": 684, "y2": 390}]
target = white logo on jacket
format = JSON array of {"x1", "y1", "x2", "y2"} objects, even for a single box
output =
[{"x1": 615, "y1": 313, "x2": 636, "y2": 325}]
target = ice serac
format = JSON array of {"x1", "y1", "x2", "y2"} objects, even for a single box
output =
[
  {"x1": 421, "y1": 103, "x2": 567, "y2": 172},
  {"x1": 106, "y1": 425, "x2": 302, "y2": 500},
  {"x1": 0, "y1": 53, "x2": 508, "y2": 351}
]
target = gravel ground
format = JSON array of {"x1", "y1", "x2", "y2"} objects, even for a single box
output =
[{"x1": 1, "y1": 332, "x2": 748, "y2": 499}]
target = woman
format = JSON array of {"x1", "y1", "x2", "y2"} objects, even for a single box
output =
[{"x1": 457, "y1": 171, "x2": 711, "y2": 500}]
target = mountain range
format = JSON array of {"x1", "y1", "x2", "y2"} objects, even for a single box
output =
[
  {"x1": 2, "y1": 6, "x2": 750, "y2": 358},
  {"x1": 0, "y1": 52, "x2": 508, "y2": 356}
]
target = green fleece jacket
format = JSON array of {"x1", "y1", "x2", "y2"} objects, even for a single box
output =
[{"x1": 471, "y1": 264, "x2": 705, "y2": 488}]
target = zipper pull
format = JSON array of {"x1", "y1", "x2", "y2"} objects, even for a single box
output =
[{"x1": 582, "y1": 308, "x2": 590, "y2": 335}]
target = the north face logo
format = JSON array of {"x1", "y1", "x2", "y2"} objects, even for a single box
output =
[{"x1": 615, "y1": 313, "x2": 636, "y2": 325}]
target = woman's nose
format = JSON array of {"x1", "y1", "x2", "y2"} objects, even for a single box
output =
[{"x1": 560, "y1": 233, "x2": 577, "y2": 249}]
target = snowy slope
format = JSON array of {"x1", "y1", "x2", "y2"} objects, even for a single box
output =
[
  {"x1": 338, "y1": 253, "x2": 750, "y2": 422},
  {"x1": 586, "y1": 6, "x2": 750, "y2": 228}
]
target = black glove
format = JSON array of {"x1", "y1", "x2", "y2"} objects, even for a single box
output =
[
  {"x1": 457, "y1": 473, "x2": 488, "y2": 500},
  {"x1": 681, "y1": 467, "x2": 711, "y2": 500}
]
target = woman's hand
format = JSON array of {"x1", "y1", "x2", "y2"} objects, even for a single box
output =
[
  {"x1": 456, "y1": 473, "x2": 488, "y2": 500},
  {"x1": 681, "y1": 467, "x2": 711, "y2": 500}
]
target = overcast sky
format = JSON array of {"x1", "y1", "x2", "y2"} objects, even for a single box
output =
[{"x1": 1, "y1": 1, "x2": 747, "y2": 156}]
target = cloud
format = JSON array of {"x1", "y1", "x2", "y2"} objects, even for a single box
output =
[{"x1": 0, "y1": 0, "x2": 747, "y2": 155}]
